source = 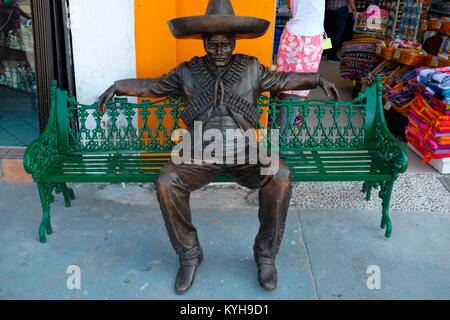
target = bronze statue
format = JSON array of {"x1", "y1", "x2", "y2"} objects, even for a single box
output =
[{"x1": 98, "y1": 0, "x2": 339, "y2": 295}]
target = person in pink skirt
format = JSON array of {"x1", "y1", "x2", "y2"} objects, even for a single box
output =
[{"x1": 276, "y1": 0, "x2": 326, "y2": 142}]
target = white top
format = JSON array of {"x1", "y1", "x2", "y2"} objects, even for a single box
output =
[{"x1": 285, "y1": 0, "x2": 325, "y2": 37}]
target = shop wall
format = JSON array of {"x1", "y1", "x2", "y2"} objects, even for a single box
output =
[
  {"x1": 134, "y1": 0, "x2": 276, "y2": 129},
  {"x1": 135, "y1": 0, "x2": 277, "y2": 78},
  {"x1": 174, "y1": 0, "x2": 276, "y2": 67},
  {"x1": 134, "y1": 0, "x2": 177, "y2": 79},
  {"x1": 69, "y1": 0, "x2": 276, "y2": 103},
  {"x1": 69, "y1": 0, "x2": 137, "y2": 104}
]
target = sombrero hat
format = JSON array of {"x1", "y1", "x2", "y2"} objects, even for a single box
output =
[{"x1": 168, "y1": 0, "x2": 271, "y2": 40}]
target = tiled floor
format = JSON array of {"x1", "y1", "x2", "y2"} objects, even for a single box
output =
[
  {"x1": 0, "y1": 86, "x2": 39, "y2": 147},
  {"x1": 0, "y1": 147, "x2": 32, "y2": 183}
]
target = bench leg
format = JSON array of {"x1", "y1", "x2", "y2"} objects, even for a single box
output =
[
  {"x1": 362, "y1": 181, "x2": 381, "y2": 201},
  {"x1": 37, "y1": 183, "x2": 55, "y2": 243},
  {"x1": 363, "y1": 181, "x2": 394, "y2": 238},
  {"x1": 379, "y1": 181, "x2": 394, "y2": 239},
  {"x1": 37, "y1": 182, "x2": 74, "y2": 243},
  {"x1": 362, "y1": 182, "x2": 372, "y2": 201},
  {"x1": 56, "y1": 183, "x2": 75, "y2": 208}
]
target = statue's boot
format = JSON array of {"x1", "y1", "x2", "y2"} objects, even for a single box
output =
[
  {"x1": 175, "y1": 255, "x2": 203, "y2": 295},
  {"x1": 255, "y1": 255, "x2": 278, "y2": 291}
]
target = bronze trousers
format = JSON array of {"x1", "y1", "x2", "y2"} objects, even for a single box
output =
[{"x1": 155, "y1": 160, "x2": 293, "y2": 263}]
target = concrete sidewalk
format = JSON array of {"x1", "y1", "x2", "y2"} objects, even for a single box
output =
[{"x1": 0, "y1": 183, "x2": 449, "y2": 300}]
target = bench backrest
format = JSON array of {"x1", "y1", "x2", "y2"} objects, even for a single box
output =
[{"x1": 52, "y1": 79, "x2": 381, "y2": 155}]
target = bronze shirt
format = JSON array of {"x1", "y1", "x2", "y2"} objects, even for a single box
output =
[{"x1": 114, "y1": 54, "x2": 320, "y2": 163}]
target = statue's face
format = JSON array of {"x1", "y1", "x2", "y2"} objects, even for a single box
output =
[{"x1": 203, "y1": 34, "x2": 236, "y2": 67}]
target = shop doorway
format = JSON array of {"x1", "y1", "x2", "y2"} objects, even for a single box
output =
[
  {"x1": 0, "y1": 0, "x2": 37, "y2": 146},
  {"x1": 0, "y1": 0, "x2": 74, "y2": 147}
]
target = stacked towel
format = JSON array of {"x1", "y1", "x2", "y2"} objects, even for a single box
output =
[
  {"x1": 418, "y1": 67, "x2": 450, "y2": 103},
  {"x1": 406, "y1": 68, "x2": 450, "y2": 163}
]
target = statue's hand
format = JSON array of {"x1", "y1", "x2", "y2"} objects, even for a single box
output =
[
  {"x1": 318, "y1": 76, "x2": 340, "y2": 101},
  {"x1": 98, "y1": 84, "x2": 117, "y2": 114}
]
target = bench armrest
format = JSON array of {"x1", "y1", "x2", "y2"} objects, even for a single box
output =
[
  {"x1": 23, "y1": 122, "x2": 59, "y2": 178},
  {"x1": 374, "y1": 77, "x2": 408, "y2": 175},
  {"x1": 24, "y1": 82, "x2": 59, "y2": 179},
  {"x1": 375, "y1": 122, "x2": 409, "y2": 174}
]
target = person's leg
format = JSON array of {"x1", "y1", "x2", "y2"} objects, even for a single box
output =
[
  {"x1": 335, "y1": 6, "x2": 351, "y2": 51},
  {"x1": 278, "y1": 33, "x2": 323, "y2": 145},
  {"x1": 275, "y1": 31, "x2": 306, "y2": 145},
  {"x1": 155, "y1": 161, "x2": 221, "y2": 294},
  {"x1": 326, "y1": 9, "x2": 339, "y2": 60},
  {"x1": 327, "y1": 6, "x2": 350, "y2": 61},
  {"x1": 226, "y1": 160, "x2": 293, "y2": 291},
  {"x1": 342, "y1": 10, "x2": 356, "y2": 43},
  {"x1": 324, "y1": 9, "x2": 331, "y2": 39}
]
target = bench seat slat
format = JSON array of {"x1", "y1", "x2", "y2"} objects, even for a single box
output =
[
  {"x1": 286, "y1": 173, "x2": 392, "y2": 182},
  {"x1": 40, "y1": 149, "x2": 393, "y2": 183},
  {"x1": 284, "y1": 157, "x2": 373, "y2": 162},
  {"x1": 40, "y1": 174, "x2": 159, "y2": 183},
  {"x1": 47, "y1": 168, "x2": 163, "y2": 173},
  {"x1": 50, "y1": 161, "x2": 170, "y2": 168}
]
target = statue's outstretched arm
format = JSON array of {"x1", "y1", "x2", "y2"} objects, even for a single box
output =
[
  {"x1": 258, "y1": 61, "x2": 340, "y2": 101},
  {"x1": 98, "y1": 65, "x2": 183, "y2": 113}
]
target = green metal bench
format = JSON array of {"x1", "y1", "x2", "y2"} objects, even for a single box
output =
[{"x1": 24, "y1": 77, "x2": 408, "y2": 243}]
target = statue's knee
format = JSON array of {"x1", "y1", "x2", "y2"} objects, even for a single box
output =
[
  {"x1": 262, "y1": 163, "x2": 292, "y2": 192},
  {"x1": 274, "y1": 163, "x2": 293, "y2": 185},
  {"x1": 156, "y1": 168, "x2": 180, "y2": 193}
]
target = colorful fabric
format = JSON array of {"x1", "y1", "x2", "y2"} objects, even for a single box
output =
[
  {"x1": 411, "y1": 93, "x2": 450, "y2": 128},
  {"x1": 406, "y1": 135, "x2": 450, "y2": 163},
  {"x1": 293, "y1": 113, "x2": 304, "y2": 127},
  {"x1": 406, "y1": 67, "x2": 450, "y2": 162},
  {"x1": 416, "y1": 87, "x2": 450, "y2": 115},
  {"x1": 406, "y1": 125, "x2": 450, "y2": 152},
  {"x1": 276, "y1": 29, "x2": 323, "y2": 97},
  {"x1": 339, "y1": 39, "x2": 379, "y2": 81},
  {"x1": 407, "y1": 118, "x2": 450, "y2": 145}
]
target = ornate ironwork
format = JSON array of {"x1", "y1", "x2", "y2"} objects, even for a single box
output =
[
  {"x1": 257, "y1": 94, "x2": 368, "y2": 150},
  {"x1": 34, "y1": 92, "x2": 373, "y2": 155},
  {"x1": 23, "y1": 83, "x2": 59, "y2": 181}
]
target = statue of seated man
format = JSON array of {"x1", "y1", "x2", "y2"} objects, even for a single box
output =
[{"x1": 98, "y1": 0, "x2": 339, "y2": 295}]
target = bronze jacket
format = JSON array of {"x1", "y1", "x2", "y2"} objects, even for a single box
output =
[{"x1": 114, "y1": 54, "x2": 320, "y2": 130}]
